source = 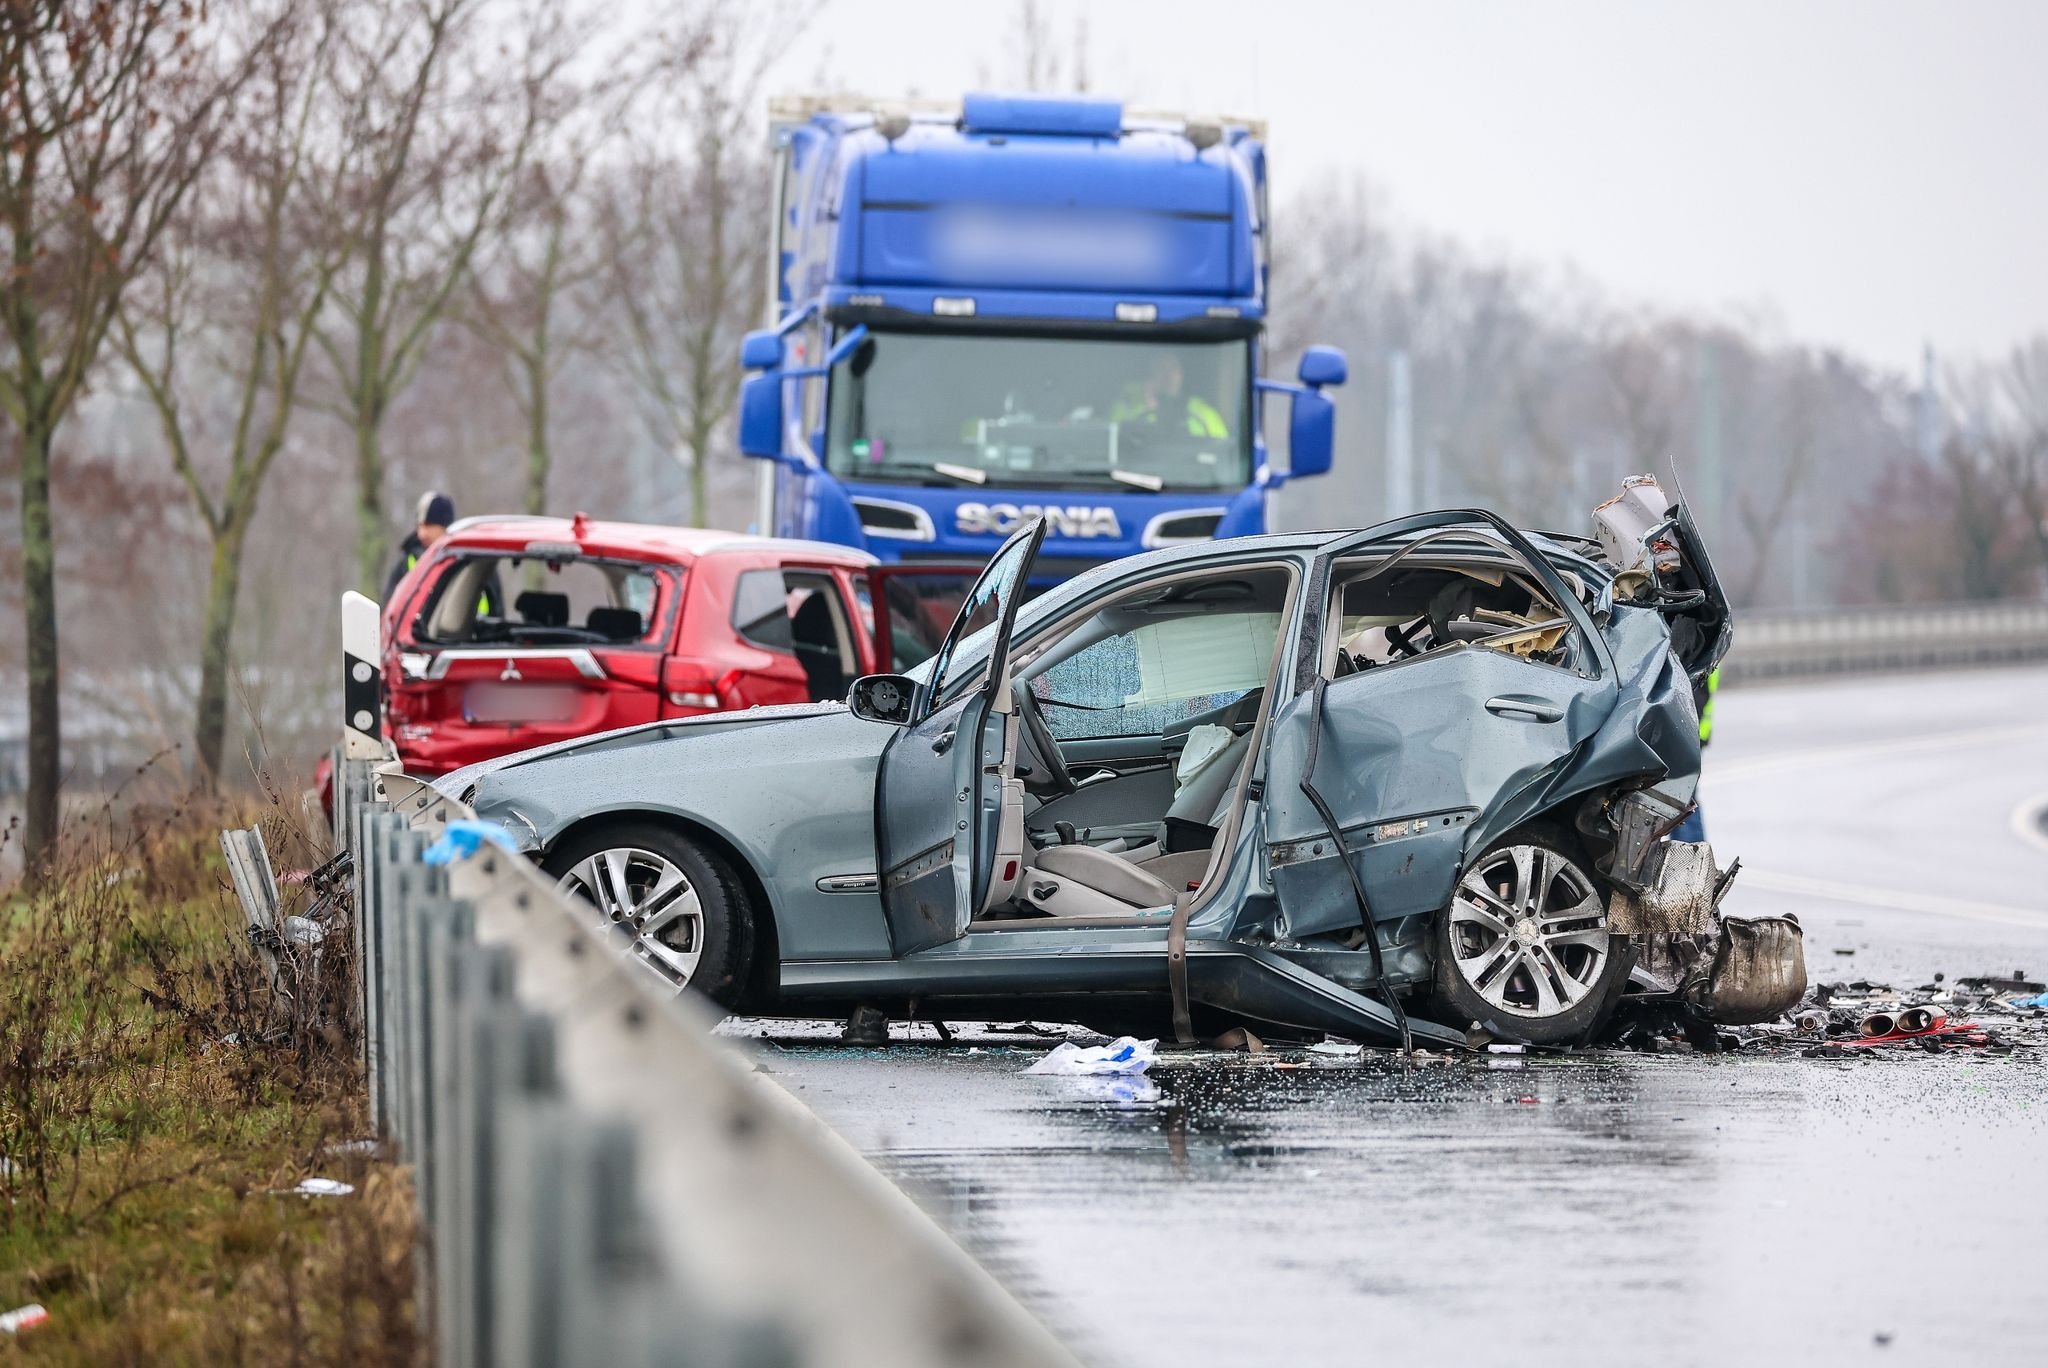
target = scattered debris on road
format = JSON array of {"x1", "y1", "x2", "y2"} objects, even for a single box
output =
[{"x1": 1025, "y1": 1037, "x2": 1159, "y2": 1076}]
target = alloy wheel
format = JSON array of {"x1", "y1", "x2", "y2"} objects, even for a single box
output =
[
  {"x1": 1447, "y1": 843, "x2": 1610, "y2": 1019},
  {"x1": 557, "y1": 846, "x2": 705, "y2": 987}
]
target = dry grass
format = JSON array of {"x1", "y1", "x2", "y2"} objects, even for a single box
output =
[{"x1": 0, "y1": 782, "x2": 419, "y2": 1365}]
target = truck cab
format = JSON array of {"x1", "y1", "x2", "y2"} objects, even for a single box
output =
[{"x1": 737, "y1": 92, "x2": 1347, "y2": 580}]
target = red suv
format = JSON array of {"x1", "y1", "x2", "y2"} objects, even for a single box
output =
[{"x1": 381, "y1": 515, "x2": 975, "y2": 776}]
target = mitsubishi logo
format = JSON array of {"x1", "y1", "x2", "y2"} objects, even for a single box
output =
[
  {"x1": 499, "y1": 660, "x2": 523, "y2": 681},
  {"x1": 955, "y1": 502, "x2": 1121, "y2": 539}
]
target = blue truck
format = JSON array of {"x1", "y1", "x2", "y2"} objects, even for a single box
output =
[{"x1": 736, "y1": 92, "x2": 1348, "y2": 578}]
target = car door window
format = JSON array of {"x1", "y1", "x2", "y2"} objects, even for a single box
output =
[
  {"x1": 1036, "y1": 611, "x2": 1280, "y2": 740},
  {"x1": 731, "y1": 567, "x2": 859, "y2": 702},
  {"x1": 732, "y1": 569, "x2": 795, "y2": 651}
]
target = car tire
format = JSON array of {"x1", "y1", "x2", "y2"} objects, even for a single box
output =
[
  {"x1": 1432, "y1": 824, "x2": 1627, "y2": 1045},
  {"x1": 543, "y1": 823, "x2": 756, "y2": 1008}
]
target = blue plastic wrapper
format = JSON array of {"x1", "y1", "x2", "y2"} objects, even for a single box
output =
[{"x1": 422, "y1": 820, "x2": 523, "y2": 866}]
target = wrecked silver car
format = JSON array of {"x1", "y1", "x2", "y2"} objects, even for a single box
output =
[{"x1": 441, "y1": 478, "x2": 1805, "y2": 1046}]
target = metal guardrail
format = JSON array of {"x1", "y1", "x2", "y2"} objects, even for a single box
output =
[
  {"x1": 1722, "y1": 600, "x2": 2048, "y2": 682},
  {"x1": 331, "y1": 759, "x2": 1077, "y2": 1368}
]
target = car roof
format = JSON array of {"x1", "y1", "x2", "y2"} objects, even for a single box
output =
[{"x1": 438, "y1": 516, "x2": 881, "y2": 568}]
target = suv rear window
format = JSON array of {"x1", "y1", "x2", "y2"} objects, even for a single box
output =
[{"x1": 412, "y1": 553, "x2": 673, "y2": 648}]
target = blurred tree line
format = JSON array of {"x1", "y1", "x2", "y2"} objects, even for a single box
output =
[
  {"x1": 1269, "y1": 181, "x2": 2048, "y2": 611},
  {"x1": 0, "y1": 0, "x2": 797, "y2": 873},
  {"x1": 1, "y1": 0, "x2": 2043, "y2": 877}
]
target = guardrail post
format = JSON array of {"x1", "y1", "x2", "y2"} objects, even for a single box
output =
[{"x1": 490, "y1": 1011, "x2": 570, "y2": 1368}]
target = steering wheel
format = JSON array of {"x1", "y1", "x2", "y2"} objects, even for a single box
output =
[{"x1": 1014, "y1": 682, "x2": 1076, "y2": 796}]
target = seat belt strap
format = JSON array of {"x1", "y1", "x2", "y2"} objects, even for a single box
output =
[{"x1": 1167, "y1": 891, "x2": 1195, "y2": 1045}]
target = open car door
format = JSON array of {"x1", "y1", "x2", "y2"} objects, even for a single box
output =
[
  {"x1": 861, "y1": 563, "x2": 984, "y2": 676},
  {"x1": 1260, "y1": 511, "x2": 1622, "y2": 939},
  {"x1": 874, "y1": 520, "x2": 1046, "y2": 955}
]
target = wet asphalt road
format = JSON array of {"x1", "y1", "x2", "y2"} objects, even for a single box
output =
[{"x1": 738, "y1": 667, "x2": 2048, "y2": 1368}]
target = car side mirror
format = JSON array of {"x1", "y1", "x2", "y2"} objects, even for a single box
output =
[{"x1": 848, "y1": 673, "x2": 916, "y2": 725}]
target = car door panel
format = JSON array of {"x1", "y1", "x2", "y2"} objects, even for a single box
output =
[
  {"x1": 1262, "y1": 510, "x2": 1620, "y2": 940},
  {"x1": 875, "y1": 521, "x2": 1045, "y2": 955},
  {"x1": 875, "y1": 689, "x2": 987, "y2": 954},
  {"x1": 1262, "y1": 650, "x2": 1613, "y2": 937}
]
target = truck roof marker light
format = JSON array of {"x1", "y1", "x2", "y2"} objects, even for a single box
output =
[
  {"x1": 932, "y1": 296, "x2": 976, "y2": 317},
  {"x1": 1206, "y1": 305, "x2": 1242, "y2": 319},
  {"x1": 1115, "y1": 302, "x2": 1158, "y2": 323}
]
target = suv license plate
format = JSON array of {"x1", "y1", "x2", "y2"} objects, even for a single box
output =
[{"x1": 463, "y1": 682, "x2": 581, "y2": 724}]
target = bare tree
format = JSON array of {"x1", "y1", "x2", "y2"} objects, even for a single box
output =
[
  {"x1": 602, "y1": 5, "x2": 801, "y2": 529},
  {"x1": 314, "y1": 0, "x2": 544, "y2": 593},
  {"x1": 0, "y1": 1, "x2": 261, "y2": 870},
  {"x1": 113, "y1": 3, "x2": 346, "y2": 788},
  {"x1": 1725, "y1": 353, "x2": 1828, "y2": 604},
  {"x1": 1992, "y1": 337, "x2": 2048, "y2": 582},
  {"x1": 459, "y1": 4, "x2": 631, "y2": 516}
]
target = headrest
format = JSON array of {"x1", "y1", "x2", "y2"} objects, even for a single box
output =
[
  {"x1": 515, "y1": 591, "x2": 568, "y2": 627},
  {"x1": 587, "y1": 607, "x2": 644, "y2": 641}
]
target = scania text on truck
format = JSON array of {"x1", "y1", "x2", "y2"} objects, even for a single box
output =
[{"x1": 735, "y1": 92, "x2": 1348, "y2": 579}]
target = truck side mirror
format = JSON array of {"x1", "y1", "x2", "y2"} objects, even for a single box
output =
[
  {"x1": 1297, "y1": 344, "x2": 1347, "y2": 389},
  {"x1": 1287, "y1": 386, "x2": 1335, "y2": 479},
  {"x1": 740, "y1": 329, "x2": 782, "y2": 370},
  {"x1": 737, "y1": 372, "x2": 784, "y2": 460}
]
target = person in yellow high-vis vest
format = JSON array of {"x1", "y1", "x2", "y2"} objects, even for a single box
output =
[
  {"x1": 1109, "y1": 354, "x2": 1229, "y2": 439},
  {"x1": 1674, "y1": 667, "x2": 1718, "y2": 842},
  {"x1": 384, "y1": 490, "x2": 495, "y2": 617}
]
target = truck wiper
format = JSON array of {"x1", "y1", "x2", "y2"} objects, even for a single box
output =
[
  {"x1": 931, "y1": 462, "x2": 988, "y2": 485},
  {"x1": 1109, "y1": 469, "x2": 1165, "y2": 491}
]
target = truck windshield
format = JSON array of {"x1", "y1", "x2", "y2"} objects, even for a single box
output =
[{"x1": 825, "y1": 331, "x2": 1252, "y2": 492}]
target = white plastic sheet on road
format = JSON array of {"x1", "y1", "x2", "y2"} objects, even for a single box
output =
[{"x1": 1024, "y1": 1036, "x2": 1158, "y2": 1076}]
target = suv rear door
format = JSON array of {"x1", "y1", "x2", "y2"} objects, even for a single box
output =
[
  {"x1": 386, "y1": 548, "x2": 680, "y2": 773},
  {"x1": 722, "y1": 561, "x2": 872, "y2": 707}
]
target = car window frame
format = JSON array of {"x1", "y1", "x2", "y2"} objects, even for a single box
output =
[
  {"x1": 1308, "y1": 516, "x2": 1614, "y2": 690},
  {"x1": 406, "y1": 548, "x2": 682, "y2": 652}
]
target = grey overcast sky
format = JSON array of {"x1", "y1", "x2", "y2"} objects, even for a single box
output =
[{"x1": 738, "y1": 0, "x2": 2047, "y2": 373}]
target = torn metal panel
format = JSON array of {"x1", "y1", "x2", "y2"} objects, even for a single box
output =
[
  {"x1": 1606, "y1": 840, "x2": 1730, "y2": 935},
  {"x1": 1687, "y1": 916, "x2": 1809, "y2": 1025},
  {"x1": 1262, "y1": 643, "x2": 1609, "y2": 939},
  {"x1": 1607, "y1": 787, "x2": 1691, "y2": 888}
]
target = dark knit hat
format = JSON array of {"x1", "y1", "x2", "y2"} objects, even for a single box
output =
[{"x1": 417, "y1": 491, "x2": 456, "y2": 528}]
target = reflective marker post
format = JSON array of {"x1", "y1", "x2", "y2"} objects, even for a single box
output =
[{"x1": 342, "y1": 590, "x2": 384, "y2": 759}]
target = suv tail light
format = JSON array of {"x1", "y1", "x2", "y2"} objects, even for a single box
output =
[{"x1": 661, "y1": 661, "x2": 740, "y2": 712}]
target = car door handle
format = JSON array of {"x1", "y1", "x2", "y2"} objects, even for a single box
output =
[
  {"x1": 932, "y1": 730, "x2": 955, "y2": 754},
  {"x1": 1485, "y1": 695, "x2": 1564, "y2": 723}
]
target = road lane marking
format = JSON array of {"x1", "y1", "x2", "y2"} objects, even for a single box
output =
[
  {"x1": 1710, "y1": 722, "x2": 2048, "y2": 784},
  {"x1": 1740, "y1": 869, "x2": 2048, "y2": 928},
  {"x1": 2012, "y1": 791, "x2": 2048, "y2": 857}
]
